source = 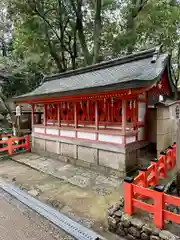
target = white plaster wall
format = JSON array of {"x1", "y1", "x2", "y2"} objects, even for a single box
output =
[
  {"x1": 77, "y1": 131, "x2": 96, "y2": 140},
  {"x1": 60, "y1": 130, "x2": 75, "y2": 138},
  {"x1": 98, "y1": 134, "x2": 123, "y2": 144},
  {"x1": 46, "y1": 128, "x2": 59, "y2": 135},
  {"x1": 126, "y1": 136, "x2": 136, "y2": 144},
  {"x1": 34, "y1": 127, "x2": 45, "y2": 134},
  {"x1": 138, "y1": 102, "x2": 146, "y2": 121},
  {"x1": 138, "y1": 127, "x2": 144, "y2": 141}
]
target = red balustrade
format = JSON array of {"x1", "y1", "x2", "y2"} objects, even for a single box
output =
[
  {"x1": 124, "y1": 143, "x2": 180, "y2": 228},
  {"x1": 0, "y1": 135, "x2": 30, "y2": 156}
]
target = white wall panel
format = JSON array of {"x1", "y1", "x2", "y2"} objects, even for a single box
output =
[
  {"x1": 34, "y1": 127, "x2": 45, "y2": 134},
  {"x1": 98, "y1": 134, "x2": 122, "y2": 144},
  {"x1": 46, "y1": 128, "x2": 59, "y2": 135},
  {"x1": 77, "y1": 131, "x2": 96, "y2": 140}
]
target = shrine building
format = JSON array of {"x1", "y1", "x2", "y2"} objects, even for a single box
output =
[{"x1": 14, "y1": 46, "x2": 176, "y2": 177}]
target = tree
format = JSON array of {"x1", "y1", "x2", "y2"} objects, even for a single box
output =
[{"x1": 125, "y1": 0, "x2": 148, "y2": 54}]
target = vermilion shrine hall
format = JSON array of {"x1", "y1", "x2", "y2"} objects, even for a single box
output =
[{"x1": 14, "y1": 47, "x2": 176, "y2": 176}]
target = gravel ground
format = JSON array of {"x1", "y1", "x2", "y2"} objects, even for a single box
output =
[{"x1": 0, "y1": 189, "x2": 74, "y2": 240}]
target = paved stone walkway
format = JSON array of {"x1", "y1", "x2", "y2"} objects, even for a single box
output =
[
  {"x1": 4, "y1": 152, "x2": 124, "y2": 239},
  {"x1": 12, "y1": 153, "x2": 124, "y2": 195}
]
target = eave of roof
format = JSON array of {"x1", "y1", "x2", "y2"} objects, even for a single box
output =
[{"x1": 14, "y1": 46, "x2": 176, "y2": 102}]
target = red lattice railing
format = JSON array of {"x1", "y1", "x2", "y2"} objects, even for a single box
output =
[
  {"x1": 0, "y1": 135, "x2": 30, "y2": 155},
  {"x1": 124, "y1": 143, "x2": 180, "y2": 228}
]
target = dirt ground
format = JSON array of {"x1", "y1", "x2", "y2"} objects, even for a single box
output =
[
  {"x1": 0, "y1": 155, "x2": 122, "y2": 239},
  {"x1": 0, "y1": 188, "x2": 73, "y2": 240}
]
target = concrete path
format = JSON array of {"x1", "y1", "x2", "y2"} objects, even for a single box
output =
[{"x1": 0, "y1": 189, "x2": 73, "y2": 240}]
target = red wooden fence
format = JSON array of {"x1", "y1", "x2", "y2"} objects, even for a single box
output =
[
  {"x1": 124, "y1": 143, "x2": 180, "y2": 228},
  {"x1": 0, "y1": 135, "x2": 30, "y2": 155}
]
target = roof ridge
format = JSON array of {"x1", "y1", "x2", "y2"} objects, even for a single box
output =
[{"x1": 43, "y1": 46, "x2": 161, "y2": 83}]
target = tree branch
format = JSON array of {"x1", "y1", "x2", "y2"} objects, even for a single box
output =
[
  {"x1": 27, "y1": 0, "x2": 62, "y2": 43},
  {"x1": 92, "y1": 0, "x2": 102, "y2": 64},
  {"x1": 70, "y1": 0, "x2": 91, "y2": 65},
  {"x1": 127, "y1": 0, "x2": 148, "y2": 53}
]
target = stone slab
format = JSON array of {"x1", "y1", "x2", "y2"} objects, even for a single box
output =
[
  {"x1": 45, "y1": 140, "x2": 59, "y2": 154},
  {"x1": 68, "y1": 175, "x2": 90, "y2": 188},
  {"x1": 98, "y1": 150, "x2": 125, "y2": 170},
  {"x1": 61, "y1": 143, "x2": 76, "y2": 159},
  {"x1": 33, "y1": 138, "x2": 45, "y2": 151},
  {"x1": 78, "y1": 146, "x2": 97, "y2": 164}
]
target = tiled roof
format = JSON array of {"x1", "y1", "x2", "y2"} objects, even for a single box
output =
[{"x1": 14, "y1": 46, "x2": 176, "y2": 101}]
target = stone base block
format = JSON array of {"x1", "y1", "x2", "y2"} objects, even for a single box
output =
[
  {"x1": 99, "y1": 150, "x2": 125, "y2": 171},
  {"x1": 32, "y1": 136, "x2": 145, "y2": 177},
  {"x1": 61, "y1": 143, "x2": 76, "y2": 159},
  {"x1": 78, "y1": 146, "x2": 98, "y2": 164}
]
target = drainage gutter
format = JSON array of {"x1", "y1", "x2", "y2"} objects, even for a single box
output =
[{"x1": 0, "y1": 178, "x2": 105, "y2": 240}]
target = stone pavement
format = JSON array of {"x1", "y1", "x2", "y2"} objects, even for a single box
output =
[
  {"x1": 5, "y1": 152, "x2": 124, "y2": 239},
  {"x1": 12, "y1": 152, "x2": 124, "y2": 194}
]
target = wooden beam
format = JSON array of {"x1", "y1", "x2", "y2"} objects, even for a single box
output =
[
  {"x1": 16, "y1": 87, "x2": 150, "y2": 104},
  {"x1": 122, "y1": 99, "x2": 126, "y2": 144}
]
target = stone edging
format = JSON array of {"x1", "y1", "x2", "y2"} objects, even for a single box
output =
[{"x1": 107, "y1": 198, "x2": 179, "y2": 240}]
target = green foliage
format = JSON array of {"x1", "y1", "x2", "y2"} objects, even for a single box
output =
[{"x1": 0, "y1": 0, "x2": 179, "y2": 98}]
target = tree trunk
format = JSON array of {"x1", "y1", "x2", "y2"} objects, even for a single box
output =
[
  {"x1": 92, "y1": 0, "x2": 102, "y2": 64},
  {"x1": 70, "y1": 0, "x2": 91, "y2": 65},
  {"x1": 126, "y1": 0, "x2": 148, "y2": 54},
  {"x1": 0, "y1": 90, "x2": 20, "y2": 136},
  {"x1": 44, "y1": 24, "x2": 64, "y2": 72},
  {"x1": 1, "y1": 36, "x2": 7, "y2": 57}
]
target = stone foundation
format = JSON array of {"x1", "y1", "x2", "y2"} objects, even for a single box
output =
[
  {"x1": 32, "y1": 133, "x2": 148, "y2": 177},
  {"x1": 107, "y1": 199, "x2": 179, "y2": 240}
]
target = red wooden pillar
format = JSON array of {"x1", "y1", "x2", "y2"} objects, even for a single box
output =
[
  {"x1": 57, "y1": 103, "x2": 60, "y2": 127},
  {"x1": 122, "y1": 99, "x2": 126, "y2": 144},
  {"x1": 87, "y1": 100, "x2": 90, "y2": 121},
  {"x1": 74, "y1": 102, "x2": 78, "y2": 138},
  {"x1": 111, "y1": 98, "x2": 114, "y2": 121},
  {"x1": 95, "y1": 100, "x2": 98, "y2": 140},
  {"x1": 8, "y1": 137, "x2": 13, "y2": 156},
  {"x1": 154, "y1": 186, "x2": 164, "y2": 228},
  {"x1": 124, "y1": 177, "x2": 134, "y2": 215},
  {"x1": 43, "y1": 104, "x2": 47, "y2": 126},
  {"x1": 25, "y1": 135, "x2": 31, "y2": 152},
  {"x1": 145, "y1": 92, "x2": 148, "y2": 140},
  {"x1": 135, "y1": 98, "x2": 138, "y2": 141},
  {"x1": 32, "y1": 104, "x2": 35, "y2": 125},
  {"x1": 74, "y1": 102, "x2": 78, "y2": 128},
  {"x1": 107, "y1": 99, "x2": 110, "y2": 121},
  {"x1": 150, "y1": 160, "x2": 158, "y2": 186}
]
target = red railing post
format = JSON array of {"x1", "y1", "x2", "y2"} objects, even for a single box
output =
[
  {"x1": 167, "y1": 146, "x2": 174, "y2": 169},
  {"x1": 8, "y1": 137, "x2": 13, "y2": 156},
  {"x1": 25, "y1": 135, "x2": 30, "y2": 152},
  {"x1": 172, "y1": 142, "x2": 176, "y2": 166},
  {"x1": 153, "y1": 185, "x2": 164, "y2": 229},
  {"x1": 138, "y1": 167, "x2": 148, "y2": 188},
  {"x1": 159, "y1": 152, "x2": 167, "y2": 178},
  {"x1": 150, "y1": 158, "x2": 158, "y2": 186},
  {"x1": 124, "y1": 177, "x2": 134, "y2": 215}
]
